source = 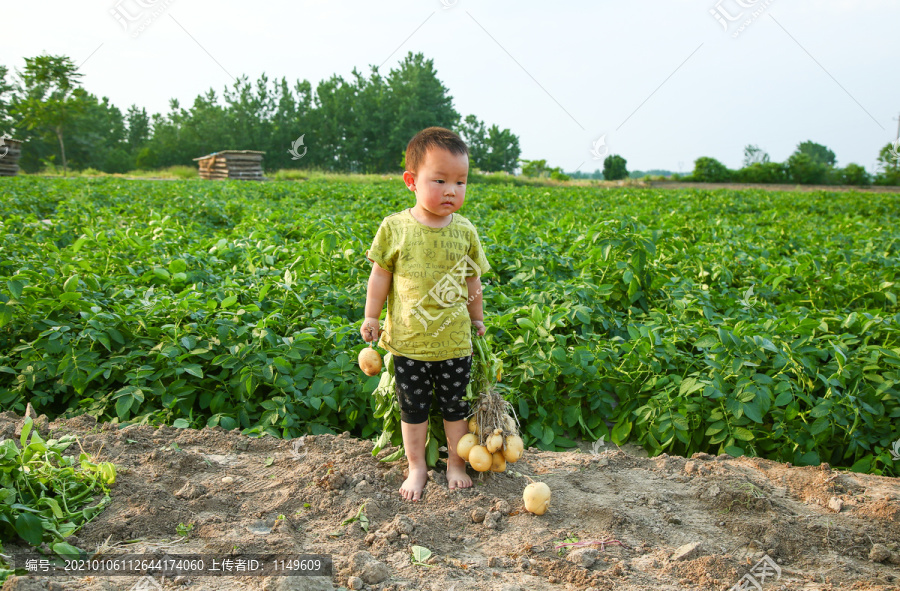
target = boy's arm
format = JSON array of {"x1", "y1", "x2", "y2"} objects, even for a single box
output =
[
  {"x1": 466, "y1": 275, "x2": 485, "y2": 336},
  {"x1": 362, "y1": 262, "x2": 392, "y2": 342}
]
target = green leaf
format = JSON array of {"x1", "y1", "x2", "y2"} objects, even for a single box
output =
[
  {"x1": 221, "y1": 295, "x2": 238, "y2": 308},
  {"x1": 183, "y1": 364, "x2": 204, "y2": 378},
  {"x1": 774, "y1": 390, "x2": 793, "y2": 407},
  {"x1": 15, "y1": 512, "x2": 44, "y2": 545},
  {"x1": 611, "y1": 419, "x2": 632, "y2": 444},
  {"x1": 7, "y1": 279, "x2": 24, "y2": 300},
  {"x1": 679, "y1": 377, "x2": 703, "y2": 396},
  {"x1": 169, "y1": 259, "x2": 188, "y2": 274},
  {"x1": 411, "y1": 545, "x2": 432, "y2": 564},
  {"x1": 732, "y1": 427, "x2": 754, "y2": 441},
  {"x1": 693, "y1": 335, "x2": 718, "y2": 349},
  {"x1": 724, "y1": 445, "x2": 744, "y2": 457},
  {"x1": 516, "y1": 318, "x2": 536, "y2": 330},
  {"x1": 20, "y1": 416, "x2": 33, "y2": 447}
]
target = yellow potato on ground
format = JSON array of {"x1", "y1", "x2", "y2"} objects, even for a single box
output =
[{"x1": 523, "y1": 482, "x2": 551, "y2": 515}]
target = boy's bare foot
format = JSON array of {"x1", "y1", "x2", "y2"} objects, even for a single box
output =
[
  {"x1": 447, "y1": 459, "x2": 473, "y2": 490},
  {"x1": 400, "y1": 467, "x2": 428, "y2": 501}
]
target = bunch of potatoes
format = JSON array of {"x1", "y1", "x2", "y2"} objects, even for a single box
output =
[{"x1": 456, "y1": 415, "x2": 524, "y2": 474}]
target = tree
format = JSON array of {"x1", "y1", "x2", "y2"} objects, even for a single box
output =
[
  {"x1": 12, "y1": 55, "x2": 84, "y2": 175},
  {"x1": 603, "y1": 154, "x2": 628, "y2": 180},
  {"x1": 838, "y1": 163, "x2": 871, "y2": 186},
  {"x1": 786, "y1": 152, "x2": 828, "y2": 184},
  {"x1": 126, "y1": 105, "x2": 150, "y2": 157},
  {"x1": 795, "y1": 140, "x2": 836, "y2": 167},
  {"x1": 520, "y1": 158, "x2": 568, "y2": 180},
  {"x1": 0, "y1": 65, "x2": 14, "y2": 132},
  {"x1": 481, "y1": 125, "x2": 520, "y2": 173},
  {"x1": 742, "y1": 144, "x2": 769, "y2": 167},
  {"x1": 874, "y1": 142, "x2": 900, "y2": 186},
  {"x1": 459, "y1": 115, "x2": 520, "y2": 173},
  {"x1": 690, "y1": 157, "x2": 731, "y2": 182},
  {"x1": 386, "y1": 53, "x2": 460, "y2": 165},
  {"x1": 459, "y1": 114, "x2": 487, "y2": 168}
]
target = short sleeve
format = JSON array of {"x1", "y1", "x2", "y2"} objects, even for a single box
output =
[
  {"x1": 466, "y1": 227, "x2": 491, "y2": 277},
  {"x1": 366, "y1": 220, "x2": 397, "y2": 273}
]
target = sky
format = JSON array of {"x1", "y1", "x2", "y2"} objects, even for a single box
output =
[{"x1": 3, "y1": 0, "x2": 899, "y2": 174}]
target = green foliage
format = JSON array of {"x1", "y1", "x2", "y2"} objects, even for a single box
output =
[
  {"x1": 602, "y1": 154, "x2": 629, "y2": 181},
  {"x1": 838, "y1": 163, "x2": 871, "y2": 186},
  {"x1": 459, "y1": 115, "x2": 521, "y2": 173},
  {"x1": 786, "y1": 152, "x2": 829, "y2": 184},
  {"x1": 3, "y1": 52, "x2": 518, "y2": 175},
  {"x1": 520, "y1": 159, "x2": 569, "y2": 180},
  {"x1": 0, "y1": 178, "x2": 898, "y2": 478},
  {"x1": 10, "y1": 55, "x2": 85, "y2": 175},
  {"x1": 795, "y1": 140, "x2": 837, "y2": 167},
  {"x1": 732, "y1": 162, "x2": 788, "y2": 184},
  {"x1": 742, "y1": 144, "x2": 770, "y2": 167},
  {"x1": 874, "y1": 142, "x2": 900, "y2": 186},
  {"x1": 690, "y1": 157, "x2": 732, "y2": 182},
  {"x1": 0, "y1": 417, "x2": 116, "y2": 583}
]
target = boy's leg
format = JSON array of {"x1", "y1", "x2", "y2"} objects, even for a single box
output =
[
  {"x1": 399, "y1": 419, "x2": 429, "y2": 501},
  {"x1": 443, "y1": 417, "x2": 473, "y2": 490},
  {"x1": 393, "y1": 354, "x2": 433, "y2": 501},
  {"x1": 433, "y1": 354, "x2": 474, "y2": 490}
]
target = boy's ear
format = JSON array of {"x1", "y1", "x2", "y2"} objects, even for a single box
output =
[{"x1": 402, "y1": 170, "x2": 416, "y2": 191}]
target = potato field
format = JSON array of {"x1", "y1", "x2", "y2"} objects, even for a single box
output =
[{"x1": 1, "y1": 177, "x2": 898, "y2": 476}]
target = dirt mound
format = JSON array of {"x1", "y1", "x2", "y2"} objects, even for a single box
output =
[{"x1": 2, "y1": 410, "x2": 899, "y2": 590}]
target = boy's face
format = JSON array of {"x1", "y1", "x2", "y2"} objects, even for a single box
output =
[{"x1": 403, "y1": 147, "x2": 468, "y2": 218}]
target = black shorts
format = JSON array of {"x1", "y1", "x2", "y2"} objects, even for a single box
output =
[{"x1": 393, "y1": 354, "x2": 473, "y2": 424}]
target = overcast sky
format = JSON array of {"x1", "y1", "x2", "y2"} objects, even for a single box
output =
[{"x1": 4, "y1": 0, "x2": 898, "y2": 174}]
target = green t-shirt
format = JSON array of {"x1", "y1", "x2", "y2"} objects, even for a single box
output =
[{"x1": 366, "y1": 209, "x2": 491, "y2": 361}]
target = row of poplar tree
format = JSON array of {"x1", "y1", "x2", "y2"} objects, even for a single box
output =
[{"x1": 0, "y1": 52, "x2": 521, "y2": 175}]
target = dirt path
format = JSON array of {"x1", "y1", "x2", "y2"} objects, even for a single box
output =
[{"x1": 2, "y1": 411, "x2": 899, "y2": 591}]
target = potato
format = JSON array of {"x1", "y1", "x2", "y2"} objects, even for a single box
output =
[
  {"x1": 467, "y1": 416, "x2": 480, "y2": 436},
  {"x1": 468, "y1": 445, "x2": 492, "y2": 472},
  {"x1": 486, "y1": 429, "x2": 503, "y2": 453},
  {"x1": 503, "y1": 435, "x2": 524, "y2": 463},
  {"x1": 358, "y1": 347, "x2": 382, "y2": 376},
  {"x1": 523, "y1": 482, "x2": 551, "y2": 515},
  {"x1": 456, "y1": 433, "x2": 478, "y2": 461},
  {"x1": 490, "y1": 451, "x2": 506, "y2": 472}
]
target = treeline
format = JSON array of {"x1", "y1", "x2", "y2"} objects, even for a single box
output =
[
  {"x1": 0, "y1": 53, "x2": 521, "y2": 175},
  {"x1": 688, "y1": 141, "x2": 900, "y2": 186}
]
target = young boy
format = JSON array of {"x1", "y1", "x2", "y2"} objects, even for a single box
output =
[{"x1": 361, "y1": 126, "x2": 490, "y2": 502}]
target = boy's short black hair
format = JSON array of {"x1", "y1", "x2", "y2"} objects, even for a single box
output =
[{"x1": 406, "y1": 127, "x2": 468, "y2": 174}]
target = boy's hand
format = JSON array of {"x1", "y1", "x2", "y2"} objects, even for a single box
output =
[
  {"x1": 361, "y1": 317, "x2": 381, "y2": 343},
  {"x1": 471, "y1": 320, "x2": 486, "y2": 337}
]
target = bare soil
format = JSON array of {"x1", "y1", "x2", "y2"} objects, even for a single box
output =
[{"x1": 2, "y1": 410, "x2": 899, "y2": 591}]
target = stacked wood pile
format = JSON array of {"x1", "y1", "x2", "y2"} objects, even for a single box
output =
[
  {"x1": 193, "y1": 150, "x2": 265, "y2": 181},
  {"x1": 0, "y1": 137, "x2": 23, "y2": 176}
]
